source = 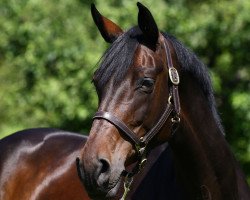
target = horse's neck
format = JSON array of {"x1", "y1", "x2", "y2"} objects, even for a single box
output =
[{"x1": 169, "y1": 75, "x2": 239, "y2": 200}]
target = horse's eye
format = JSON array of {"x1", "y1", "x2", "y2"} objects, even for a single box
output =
[{"x1": 139, "y1": 78, "x2": 155, "y2": 93}]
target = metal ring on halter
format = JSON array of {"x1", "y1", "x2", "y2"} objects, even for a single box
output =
[
  {"x1": 135, "y1": 137, "x2": 146, "y2": 155},
  {"x1": 139, "y1": 158, "x2": 147, "y2": 170},
  {"x1": 171, "y1": 116, "x2": 180, "y2": 123},
  {"x1": 168, "y1": 95, "x2": 172, "y2": 105}
]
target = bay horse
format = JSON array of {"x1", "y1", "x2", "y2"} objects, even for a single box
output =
[
  {"x1": 0, "y1": 3, "x2": 185, "y2": 200},
  {"x1": 78, "y1": 2, "x2": 250, "y2": 200},
  {"x1": 0, "y1": 128, "x2": 182, "y2": 199},
  {"x1": 0, "y1": 128, "x2": 90, "y2": 200},
  {"x1": 1, "y1": 2, "x2": 249, "y2": 200}
]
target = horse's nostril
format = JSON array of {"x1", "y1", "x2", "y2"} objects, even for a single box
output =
[
  {"x1": 99, "y1": 158, "x2": 110, "y2": 174},
  {"x1": 96, "y1": 158, "x2": 111, "y2": 187}
]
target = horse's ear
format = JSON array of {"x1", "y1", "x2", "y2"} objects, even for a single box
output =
[
  {"x1": 137, "y1": 2, "x2": 159, "y2": 48},
  {"x1": 91, "y1": 4, "x2": 123, "y2": 43}
]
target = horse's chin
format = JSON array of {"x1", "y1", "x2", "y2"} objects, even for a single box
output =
[
  {"x1": 87, "y1": 175, "x2": 122, "y2": 200},
  {"x1": 106, "y1": 178, "x2": 122, "y2": 198}
]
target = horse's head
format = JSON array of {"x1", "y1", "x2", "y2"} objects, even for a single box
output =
[{"x1": 78, "y1": 3, "x2": 180, "y2": 199}]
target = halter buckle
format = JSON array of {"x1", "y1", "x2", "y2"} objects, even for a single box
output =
[{"x1": 169, "y1": 67, "x2": 180, "y2": 85}]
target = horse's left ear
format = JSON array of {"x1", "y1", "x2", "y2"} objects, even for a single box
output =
[
  {"x1": 137, "y1": 2, "x2": 159, "y2": 48},
  {"x1": 91, "y1": 4, "x2": 123, "y2": 43}
]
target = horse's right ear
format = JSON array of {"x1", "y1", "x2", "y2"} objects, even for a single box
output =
[{"x1": 91, "y1": 4, "x2": 123, "y2": 43}]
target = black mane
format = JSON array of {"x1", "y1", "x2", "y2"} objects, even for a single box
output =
[
  {"x1": 94, "y1": 27, "x2": 224, "y2": 134},
  {"x1": 162, "y1": 32, "x2": 224, "y2": 134},
  {"x1": 93, "y1": 27, "x2": 141, "y2": 89}
]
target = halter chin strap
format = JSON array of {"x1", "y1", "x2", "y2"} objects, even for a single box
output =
[{"x1": 92, "y1": 38, "x2": 180, "y2": 199}]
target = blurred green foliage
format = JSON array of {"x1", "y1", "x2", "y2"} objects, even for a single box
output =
[{"x1": 0, "y1": 0, "x2": 249, "y2": 182}]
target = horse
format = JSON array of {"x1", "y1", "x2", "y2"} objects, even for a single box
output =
[
  {"x1": 0, "y1": 128, "x2": 90, "y2": 200},
  {"x1": 0, "y1": 3, "x2": 185, "y2": 200},
  {"x1": 77, "y1": 2, "x2": 250, "y2": 200},
  {"x1": 0, "y1": 128, "x2": 183, "y2": 199}
]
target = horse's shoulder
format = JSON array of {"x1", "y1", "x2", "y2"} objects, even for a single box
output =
[
  {"x1": 0, "y1": 128, "x2": 88, "y2": 164},
  {"x1": 1, "y1": 127, "x2": 87, "y2": 143},
  {"x1": 0, "y1": 129, "x2": 89, "y2": 200}
]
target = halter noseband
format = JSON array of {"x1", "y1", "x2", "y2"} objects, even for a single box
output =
[{"x1": 92, "y1": 39, "x2": 180, "y2": 199}]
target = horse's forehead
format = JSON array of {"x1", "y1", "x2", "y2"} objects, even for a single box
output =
[{"x1": 133, "y1": 45, "x2": 163, "y2": 69}]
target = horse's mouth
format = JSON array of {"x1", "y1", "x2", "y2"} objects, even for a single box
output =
[
  {"x1": 106, "y1": 178, "x2": 122, "y2": 198},
  {"x1": 86, "y1": 174, "x2": 122, "y2": 200}
]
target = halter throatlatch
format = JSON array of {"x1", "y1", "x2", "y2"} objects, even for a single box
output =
[{"x1": 92, "y1": 39, "x2": 180, "y2": 200}]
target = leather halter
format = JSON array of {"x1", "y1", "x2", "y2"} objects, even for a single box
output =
[{"x1": 93, "y1": 39, "x2": 180, "y2": 180}]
